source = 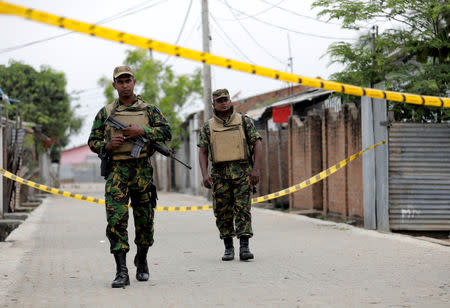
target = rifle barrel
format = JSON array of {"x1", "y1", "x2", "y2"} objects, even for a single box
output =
[{"x1": 171, "y1": 155, "x2": 192, "y2": 169}]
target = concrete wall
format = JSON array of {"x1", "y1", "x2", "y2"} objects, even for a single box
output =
[{"x1": 59, "y1": 155, "x2": 103, "y2": 183}]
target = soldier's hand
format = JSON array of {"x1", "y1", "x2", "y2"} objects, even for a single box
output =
[
  {"x1": 105, "y1": 135, "x2": 125, "y2": 151},
  {"x1": 250, "y1": 168, "x2": 260, "y2": 186},
  {"x1": 122, "y1": 124, "x2": 145, "y2": 139},
  {"x1": 203, "y1": 175, "x2": 213, "y2": 189}
]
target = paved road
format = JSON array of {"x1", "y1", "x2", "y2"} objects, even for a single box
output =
[{"x1": 0, "y1": 187, "x2": 449, "y2": 307}]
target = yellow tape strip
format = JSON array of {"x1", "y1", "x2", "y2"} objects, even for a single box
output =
[
  {"x1": 0, "y1": 140, "x2": 385, "y2": 210},
  {"x1": 0, "y1": 167, "x2": 212, "y2": 211},
  {"x1": 250, "y1": 139, "x2": 387, "y2": 204},
  {"x1": 0, "y1": 168, "x2": 106, "y2": 205},
  {"x1": 0, "y1": 1, "x2": 448, "y2": 107},
  {"x1": 155, "y1": 205, "x2": 212, "y2": 212}
]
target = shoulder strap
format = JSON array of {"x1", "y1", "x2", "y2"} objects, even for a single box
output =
[
  {"x1": 105, "y1": 100, "x2": 118, "y2": 117},
  {"x1": 241, "y1": 115, "x2": 250, "y2": 145},
  {"x1": 242, "y1": 114, "x2": 254, "y2": 166}
]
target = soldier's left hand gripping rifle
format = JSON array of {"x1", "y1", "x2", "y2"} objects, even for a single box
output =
[{"x1": 103, "y1": 115, "x2": 192, "y2": 169}]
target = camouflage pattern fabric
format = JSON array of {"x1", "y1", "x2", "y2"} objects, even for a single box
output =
[
  {"x1": 88, "y1": 96, "x2": 171, "y2": 253},
  {"x1": 198, "y1": 113, "x2": 261, "y2": 239},
  {"x1": 212, "y1": 174, "x2": 253, "y2": 239},
  {"x1": 212, "y1": 88, "x2": 230, "y2": 100},
  {"x1": 105, "y1": 158, "x2": 156, "y2": 253}
]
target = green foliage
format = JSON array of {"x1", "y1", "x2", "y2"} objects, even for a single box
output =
[
  {"x1": 313, "y1": 0, "x2": 450, "y2": 122},
  {"x1": 0, "y1": 61, "x2": 82, "y2": 154},
  {"x1": 99, "y1": 49, "x2": 203, "y2": 147}
]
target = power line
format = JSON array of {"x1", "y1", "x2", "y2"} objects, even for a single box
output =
[
  {"x1": 209, "y1": 13, "x2": 254, "y2": 64},
  {"x1": 223, "y1": 0, "x2": 286, "y2": 66},
  {"x1": 70, "y1": 87, "x2": 104, "y2": 95},
  {"x1": 257, "y1": 0, "x2": 343, "y2": 27},
  {"x1": 97, "y1": 0, "x2": 167, "y2": 24},
  {"x1": 216, "y1": 0, "x2": 357, "y2": 41},
  {"x1": 209, "y1": 22, "x2": 246, "y2": 62},
  {"x1": 172, "y1": 0, "x2": 193, "y2": 45},
  {"x1": 162, "y1": 0, "x2": 193, "y2": 65},
  {"x1": 0, "y1": 0, "x2": 167, "y2": 54},
  {"x1": 180, "y1": 16, "x2": 201, "y2": 46},
  {"x1": 214, "y1": 0, "x2": 287, "y2": 21}
]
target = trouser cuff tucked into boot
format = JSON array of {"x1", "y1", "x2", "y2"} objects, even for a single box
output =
[
  {"x1": 222, "y1": 237, "x2": 234, "y2": 261},
  {"x1": 239, "y1": 236, "x2": 254, "y2": 261},
  {"x1": 112, "y1": 251, "x2": 130, "y2": 288},
  {"x1": 134, "y1": 246, "x2": 150, "y2": 281}
]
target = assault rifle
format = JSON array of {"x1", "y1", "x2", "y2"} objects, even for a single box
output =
[{"x1": 104, "y1": 116, "x2": 192, "y2": 169}]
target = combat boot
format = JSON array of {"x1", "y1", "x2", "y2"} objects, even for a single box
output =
[
  {"x1": 134, "y1": 246, "x2": 149, "y2": 281},
  {"x1": 239, "y1": 236, "x2": 254, "y2": 261},
  {"x1": 111, "y1": 251, "x2": 130, "y2": 288},
  {"x1": 222, "y1": 237, "x2": 234, "y2": 261}
]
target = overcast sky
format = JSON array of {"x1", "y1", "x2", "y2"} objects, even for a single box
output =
[{"x1": 0, "y1": 0, "x2": 364, "y2": 148}]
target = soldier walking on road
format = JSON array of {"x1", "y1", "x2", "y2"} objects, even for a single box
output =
[
  {"x1": 88, "y1": 65, "x2": 171, "y2": 288},
  {"x1": 198, "y1": 89, "x2": 262, "y2": 261}
]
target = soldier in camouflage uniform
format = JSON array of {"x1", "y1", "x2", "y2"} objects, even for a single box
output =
[
  {"x1": 88, "y1": 66, "x2": 171, "y2": 288},
  {"x1": 198, "y1": 89, "x2": 262, "y2": 261}
]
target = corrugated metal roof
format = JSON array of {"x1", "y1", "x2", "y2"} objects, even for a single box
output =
[
  {"x1": 246, "y1": 106, "x2": 267, "y2": 119},
  {"x1": 270, "y1": 89, "x2": 333, "y2": 108},
  {"x1": 247, "y1": 89, "x2": 333, "y2": 120}
]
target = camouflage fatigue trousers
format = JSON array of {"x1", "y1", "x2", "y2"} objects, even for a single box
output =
[
  {"x1": 105, "y1": 157, "x2": 157, "y2": 253},
  {"x1": 212, "y1": 174, "x2": 253, "y2": 239}
]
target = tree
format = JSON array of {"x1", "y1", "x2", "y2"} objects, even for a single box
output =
[
  {"x1": 98, "y1": 49, "x2": 203, "y2": 147},
  {"x1": 312, "y1": 0, "x2": 450, "y2": 122},
  {"x1": 0, "y1": 61, "x2": 82, "y2": 158}
]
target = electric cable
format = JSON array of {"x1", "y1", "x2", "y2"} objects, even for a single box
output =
[
  {"x1": 209, "y1": 22, "x2": 246, "y2": 62},
  {"x1": 209, "y1": 12, "x2": 254, "y2": 63},
  {"x1": 0, "y1": 0, "x2": 166, "y2": 54},
  {"x1": 214, "y1": 0, "x2": 287, "y2": 21},
  {"x1": 180, "y1": 16, "x2": 201, "y2": 46},
  {"x1": 257, "y1": 0, "x2": 343, "y2": 27},
  {"x1": 162, "y1": 0, "x2": 193, "y2": 65},
  {"x1": 223, "y1": 0, "x2": 286, "y2": 66},
  {"x1": 216, "y1": 0, "x2": 357, "y2": 41}
]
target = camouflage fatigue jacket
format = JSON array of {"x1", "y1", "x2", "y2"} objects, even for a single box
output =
[
  {"x1": 198, "y1": 113, "x2": 262, "y2": 180},
  {"x1": 88, "y1": 96, "x2": 172, "y2": 157}
]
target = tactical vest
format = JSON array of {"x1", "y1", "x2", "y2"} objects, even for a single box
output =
[
  {"x1": 208, "y1": 111, "x2": 250, "y2": 163},
  {"x1": 105, "y1": 97, "x2": 149, "y2": 160}
]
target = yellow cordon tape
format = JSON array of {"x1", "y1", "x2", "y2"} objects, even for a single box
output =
[
  {"x1": 0, "y1": 1, "x2": 448, "y2": 107},
  {"x1": 0, "y1": 167, "x2": 211, "y2": 211},
  {"x1": 251, "y1": 139, "x2": 386, "y2": 203},
  {"x1": 0, "y1": 168, "x2": 105, "y2": 205},
  {"x1": 0, "y1": 140, "x2": 386, "y2": 211}
]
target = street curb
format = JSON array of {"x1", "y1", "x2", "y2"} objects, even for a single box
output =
[
  {"x1": 0, "y1": 198, "x2": 50, "y2": 304},
  {"x1": 254, "y1": 207, "x2": 450, "y2": 250}
]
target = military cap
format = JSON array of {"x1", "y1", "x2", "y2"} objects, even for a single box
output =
[
  {"x1": 212, "y1": 88, "x2": 230, "y2": 101},
  {"x1": 113, "y1": 65, "x2": 134, "y2": 79}
]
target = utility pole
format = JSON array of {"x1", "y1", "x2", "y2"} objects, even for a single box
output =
[
  {"x1": 287, "y1": 33, "x2": 293, "y2": 95},
  {"x1": 370, "y1": 25, "x2": 378, "y2": 87},
  {"x1": 0, "y1": 89, "x2": 7, "y2": 217},
  {"x1": 201, "y1": 0, "x2": 212, "y2": 121}
]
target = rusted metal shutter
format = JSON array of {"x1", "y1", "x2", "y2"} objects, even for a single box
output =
[{"x1": 389, "y1": 123, "x2": 450, "y2": 230}]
